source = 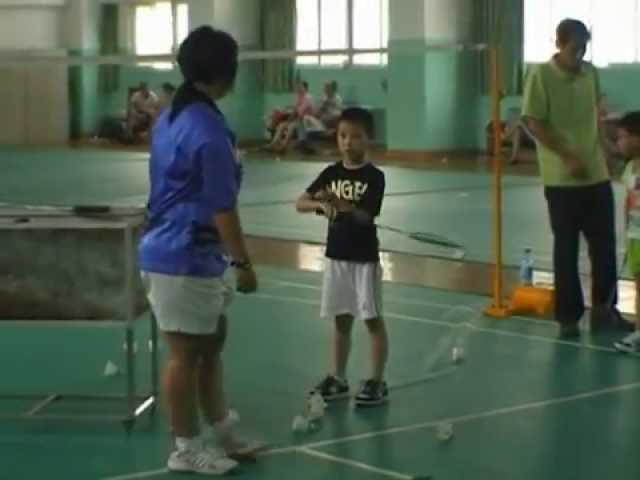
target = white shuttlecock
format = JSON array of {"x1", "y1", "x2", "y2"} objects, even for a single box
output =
[
  {"x1": 452, "y1": 346, "x2": 465, "y2": 364},
  {"x1": 103, "y1": 360, "x2": 120, "y2": 377},
  {"x1": 292, "y1": 415, "x2": 310, "y2": 432},
  {"x1": 306, "y1": 392, "x2": 327, "y2": 420},
  {"x1": 436, "y1": 422, "x2": 454, "y2": 442}
]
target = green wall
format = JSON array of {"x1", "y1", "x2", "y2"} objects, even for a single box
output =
[
  {"x1": 264, "y1": 65, "x2": 388, "y2": 142},
  {"x1": 600, "y1": 66, "x2": 640, "y2": 112},
  {"x1": 474, "y1": 65, "x2": 640, "y2": 151},
  {"x1": 68, "y1": 50, "x2": 101, "y2": 138},
  {"x1": 78, "y1": 60, "x2": 640, "y2": 149},
  {"x1": 97, "y1": 61, "x2": 264, "y2": 140},
  {"x1": 424, "y1": 49, "x2": 480, "y2": 150}
]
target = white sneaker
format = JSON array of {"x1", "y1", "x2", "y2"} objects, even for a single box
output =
[
  {"x1": 168, "y1": 447, "x2": 238, "y2": 476},
  {"x1": 207, "y1": 410, "x2": 266, "y2": 458},
  {"x1": 614, "y1": 331, "x2": 640, "y2": 354}
]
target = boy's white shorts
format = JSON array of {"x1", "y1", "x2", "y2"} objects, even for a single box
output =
[
  {"x1": 141, "y1": 272, "x2": 233, "y2": 335},
  {"x1": 320, "y1": 259, "x2": 383, "y2": 321}
]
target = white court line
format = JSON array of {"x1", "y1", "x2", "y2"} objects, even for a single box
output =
[
  {"x1": 103, "y1": 381, "x2": 640, "y2": 480},
  {"x1": 251, "y1": 292, "x2": 617, "y2": 354},
  {"x1": 298, "y1": 447, "x2": 422, "y2": 480},
  {"x1": 262, "y1": 276, "x2": 559, "y2": 328},
  {"x1": 102, "y1": 288, "x2": 626, "y2": 480},
  {"x1": 263, "y1": 277, "x2": 469, "y2": 311},
  {"x1": 268, "y1": 380, "x2": 640, "y2": 454}
]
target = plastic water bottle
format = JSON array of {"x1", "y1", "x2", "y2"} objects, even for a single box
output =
[{"x1": 519, "y1": 248, "x2": 534, "y2": 286}]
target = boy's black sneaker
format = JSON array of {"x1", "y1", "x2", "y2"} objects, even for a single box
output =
[
  {"x1": 355, "y1": 379, "x2": 388, "y2": 407},
  {"x1": 311, "y1": 375, "x2": 350, "y2": 401}
]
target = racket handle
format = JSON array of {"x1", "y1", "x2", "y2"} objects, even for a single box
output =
[{"x1": 72, "y1": 205, "x2": 112, "y2": 215}]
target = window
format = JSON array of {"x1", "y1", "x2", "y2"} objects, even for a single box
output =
[
  {"x1": 134, "y1": 1, "x2": 189, "y2": 56},
  {"x1": 295, "y1": 0, "x2": 389, "y2": 66},
  {"x1": 525, "y1": 0, "x2": 640, "y2": 66}
]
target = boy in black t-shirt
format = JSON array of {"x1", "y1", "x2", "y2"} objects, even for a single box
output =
[{"x1": 296, "y1": 107, "x2": 388, "y2": 406}]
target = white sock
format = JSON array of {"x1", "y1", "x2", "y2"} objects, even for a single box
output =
[
  {"x1": 202, "y1": 411, "x2": 233, "y2": 440},
  {"x1": 175, "y1": 436, "x2": 201, "y2": 452}
]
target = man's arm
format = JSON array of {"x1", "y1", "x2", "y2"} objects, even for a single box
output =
[{"x1": 522, "y1": 66, "x2": 586, "y2": 178}]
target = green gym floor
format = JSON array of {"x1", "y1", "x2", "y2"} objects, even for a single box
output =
[
  {"x1": 3, "y1": 266, "x2": 640, "y2": 479},
  {"x1": 0, "y1": 146, "x2": 628, "y2": 270},
  {"x1": 2, "y1": 147, "x2": 640, "y2": 480}
]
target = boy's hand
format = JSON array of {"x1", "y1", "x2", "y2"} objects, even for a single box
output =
[
  {"x1": 330, "y1": 197, "x2": 353, "y2": 213},
  {"x1": 319, "y1": 202, "x2": 337, "y2": 221},
  {"x1": 315, "y1": 191, "x2": 353, "y2": 212},
  {"x1": 313, "y1": 190, "x2": 332, "y2": 202}
]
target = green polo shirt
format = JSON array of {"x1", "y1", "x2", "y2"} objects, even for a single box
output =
[{"x1": 522, "y1": 58, "x2": 609, "y2": 187}]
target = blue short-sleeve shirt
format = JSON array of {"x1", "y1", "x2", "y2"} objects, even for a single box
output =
[{"x1": 138, "y1": 101, "x2": 241, "y2": 277}]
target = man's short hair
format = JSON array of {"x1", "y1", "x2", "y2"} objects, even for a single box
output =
[{"x1": 557, "y1": 19, "x2": 591, "y2": 45}]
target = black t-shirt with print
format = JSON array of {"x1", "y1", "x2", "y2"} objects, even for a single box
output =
[{"x1": 306, "y1": 162, "x2": 385, "y2": 262}]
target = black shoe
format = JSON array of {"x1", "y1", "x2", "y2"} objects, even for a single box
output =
[
  {"x1": 591, "y1": 306, "x2": 635, "y2": 332},
  {"x1": 355, "y1": 379, "x2": 389, "y2": 407},
  {"x1": 559, "y1": 324, "x2": 580, "y2": 340},
  {"x1": 610, "y1": 308, "x2": 635, "y2": 332},
  {"x1": 311, "y1": 375, "x2": 349, "y2": 401}
]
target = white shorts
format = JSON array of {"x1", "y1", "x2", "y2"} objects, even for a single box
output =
[
  {"x1": 320, "y1": 260, "x2": 383, "y2": 321},
  {"x1": 141, "y1": 272, "x2": 233, "y2": 335}
]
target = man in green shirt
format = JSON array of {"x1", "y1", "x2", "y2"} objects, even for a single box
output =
[{"x1": 522, "y1": 19, "x2": 628, "y2": 338}]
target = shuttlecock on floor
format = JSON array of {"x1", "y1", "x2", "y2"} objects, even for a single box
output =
[
  {"x1": 103, "y1": 360, "x2": 120, "y2": 377},
  {"x1": 292, "y1": 415, "x2": 310, "y2": 432},
  {"x1": 452, "y1": 346, "x2": 465, "y2": 364},
  {"x1": 306, "y1": 391, "x2": 327, "y2": 421},
  {"x1": 436, "y1": 422, "x2": 454, "y2": 442}
]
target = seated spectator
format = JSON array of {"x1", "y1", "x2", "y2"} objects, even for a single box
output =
[
  {"x1": 127, "y1": 82, "x2": 159, "y2": 142},
  {"x1": 302, "y1": 80, "x2": 343, "y2": 134},
  {"x1": 265, "y1": 80, "x2": 314, "y2": 153},
  {"x1": 486, "y1": 107, "x2": 535, "y2": 165}
]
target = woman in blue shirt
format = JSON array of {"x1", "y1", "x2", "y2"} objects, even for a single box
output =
[{"x1": 139, "y1": 27, "x2": 260, "y2": 475}]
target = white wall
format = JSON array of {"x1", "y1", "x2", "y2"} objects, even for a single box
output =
[
  {"x1": 212, "y1": 0, "x2": 260, "y2": 47},
  {"x1": 424, "y1": 0, "x2": 473, "y2": 44},
  {"x1": 188, "y1": 0, "x2": 215, "y2": 31},
  {"x1": 188, "y1": 0, "x2": 261, "y2": 47},
  {"x1": 0, "y1": 6, "x2": 65, "y2": 50},
  {"x1": 0, "y1": 0, "x2": 69, "y2": 144},
  {"x1": 390, "y1": 0, "x2": 426, "y2": 42},
  {"x1": 64, "y1": 0, "x2": 99, "y2": 51}
]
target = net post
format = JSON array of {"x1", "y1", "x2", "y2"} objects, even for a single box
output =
[{"x1": 485, "y1": 45, "x2": 511, "y2": 319}]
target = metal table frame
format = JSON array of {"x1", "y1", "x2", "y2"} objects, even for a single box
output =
[{"x1": 0, "y1": 207, "x2": 158, "y2": 429}]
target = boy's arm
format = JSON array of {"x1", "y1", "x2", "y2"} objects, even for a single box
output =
[
  {"x1": 296, "y1": 168, "x2": 335, "y2": 219},
  {"x1": 296, "y1": 192, "x2": 325, "y2": 213},
  {"x1": 332, "y1": 173, "x2": 385, "y2": 225}
]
